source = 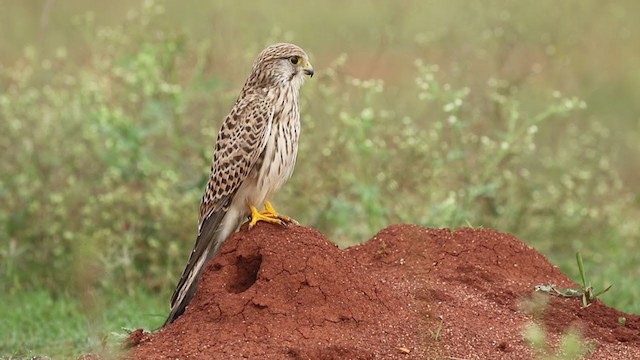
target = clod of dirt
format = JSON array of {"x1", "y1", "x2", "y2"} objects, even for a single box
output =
[
  {"x1": 130, "y1": 224, "x2": 639, "y2": 359},
  {"x1": 124, "y1": 329, "x2": 145, "y2": 348}
]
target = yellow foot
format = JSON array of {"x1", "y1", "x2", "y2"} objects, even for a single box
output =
[
  {"x1": 249, "y1": 201, "x2": 299, "y2": 229},
  {"x1": 263, "y1": 201, "x2": 300, "y2": 226},
  {"x1": 249, "y1": 205, "x2": 284, "y2": 229}
]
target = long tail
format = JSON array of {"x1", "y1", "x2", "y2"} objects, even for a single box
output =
[{"x1": 164, "y1": 209, "x2": 231, "y2": 326}]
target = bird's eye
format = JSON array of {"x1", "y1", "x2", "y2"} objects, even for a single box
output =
[{"x1": 289, "y1": 56, "x2": 299, "y2": 65}]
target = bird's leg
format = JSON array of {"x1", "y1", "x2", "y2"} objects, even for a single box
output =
[{"x1": 260, "y1": 201, "x2": 299, "y2": 226}]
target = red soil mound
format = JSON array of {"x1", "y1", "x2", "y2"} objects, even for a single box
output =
[{"x1": 130, "y1": 224, "x2": 639, "y2": 359}]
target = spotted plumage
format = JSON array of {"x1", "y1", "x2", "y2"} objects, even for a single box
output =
[{"x1": 164, "y1": 43, "x2": 313, "y2": 326}]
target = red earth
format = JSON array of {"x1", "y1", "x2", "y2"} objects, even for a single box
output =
[{"x1": 129, "y1": 223, "x2": 639, "y2": 359}]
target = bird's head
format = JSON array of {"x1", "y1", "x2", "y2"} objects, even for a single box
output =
[{"x1": 251, "y1": 43, "x2": 313, "y2": 88}]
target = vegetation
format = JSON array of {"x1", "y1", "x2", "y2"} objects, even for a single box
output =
[
  {"x1": 523, "y1": 321, "x2": 590, "y2": 360},
  {"x1": 1, "y1": 0, "x2": 638, "y2": 357},
  {"x1": 520, "y1": 294, "x2": 594, "y2": 360},
  {"x1": 535, "y1": 252, "x2": 612, "y2": 307}
]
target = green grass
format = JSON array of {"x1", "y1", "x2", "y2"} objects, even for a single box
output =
[
  {"x1": 535, "y1": 252, "x2": 612, "y2": 307},
  {"x1": 0, "y1": 289, "x2": 164, "y2": 358},
  {"x1": 520, "y1": 294, "x2": 594, "y2": 360},
  {"x1": 0, "y1": 0, "x2": 639, "y2": 356}
]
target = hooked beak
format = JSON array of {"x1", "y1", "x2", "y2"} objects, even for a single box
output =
[{"x1": 303, "y1": 61, "x2": 314, "y2": 77}]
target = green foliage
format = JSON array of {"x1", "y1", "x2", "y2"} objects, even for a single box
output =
[
  {"x1": 520, "y1": 294, "x2": 592, "y2": 360},
  {"x1": 618, "y1": 317, "x2": 627, "y2": 326},
  {"x1": 575, "y1": 252, "x2": 612, "y2": 307},
  {"x1": 535, "y1": 252, "x2": 612, "y2": 307},
  {"x1": 0, "y1": 0, "x2": 639, "y2": 356},
  {"x1": 0, "y1": 289, "x2": 162, "y2": 358},
  {"x1": 523, "y1": 322, "x2": 589, "y2": 360},
  {"x1": 0, "y1": 4, "x2": 198, "y2": 297}
]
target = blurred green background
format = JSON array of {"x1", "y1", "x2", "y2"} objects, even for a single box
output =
[{"x1": 1, "y1": 0, "x2": 638, "y2": 357}]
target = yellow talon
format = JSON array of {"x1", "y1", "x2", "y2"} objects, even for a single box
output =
[
  {"x1": 249, "y1": 205, "x2": 283, "y2": 228},
  {"x1": 264, "y1": 201, "x2": 299, "y2": 225},
  {"x1": 248, "y1": 202, "x2": 299, "y2": 229}
]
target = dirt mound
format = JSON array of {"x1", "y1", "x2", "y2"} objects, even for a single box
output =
[{"x1": 130, "y1": 224, "x2": 639, "y2": 359}]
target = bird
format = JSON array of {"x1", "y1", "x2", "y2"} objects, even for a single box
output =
[{"x1": 164, "y1": 43, "x2": 314, "y2": 326}]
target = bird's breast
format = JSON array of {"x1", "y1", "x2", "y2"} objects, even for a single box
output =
[
  {"x1": 250, "y1": 90, "x2": 300, "y2": 204},
  {"x1": 258, "y1": 118, "x2": 299, "y2": 196}
]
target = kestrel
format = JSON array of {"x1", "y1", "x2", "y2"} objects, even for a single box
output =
[{"x1": 164, "y1": 43, "x2": 313, "y2": 326}]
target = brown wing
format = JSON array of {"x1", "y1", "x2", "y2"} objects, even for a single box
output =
[
  {"x1": 198, "y1": 93, "x2": 274, "y2": 229},
  {"x1": 165, "y1": 93, "x2": 274, "y2": 325}
]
